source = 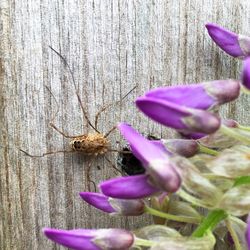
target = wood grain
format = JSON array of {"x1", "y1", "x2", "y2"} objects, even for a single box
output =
[{"x1": 0, "y1": 0, "x2": 250, "y2": 249}]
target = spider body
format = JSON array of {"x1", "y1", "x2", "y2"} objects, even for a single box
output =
[
  {"x1": 21, "y1": 46, "x2": 135, "y2": 191},
  {"x1": 70, "y1": 133, "x2": 109, "y2": 156}
]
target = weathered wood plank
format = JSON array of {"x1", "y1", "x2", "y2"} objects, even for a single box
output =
[{"x1": 0, "y1": 0, "x2": 250, "y2": 249}]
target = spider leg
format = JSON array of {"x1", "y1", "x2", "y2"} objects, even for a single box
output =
[
  {"x1": 104, "y1": 155, "x2": 123, "y2": 175},
  {"x1": 104, "y1": 126, "x2": 117, "y2": 138},
  {"x1": 20, "y1": 148, "x2": 75, "y2": 157},
  {"x1": 49, "y1": 46, "x2": 99, "y2": 133},
  {"x1": 84, "y1": 158, "x2": 97, "y2": 192},
  {"x1": 95, "y1": 86, "x2": 136, "y2": 131}
]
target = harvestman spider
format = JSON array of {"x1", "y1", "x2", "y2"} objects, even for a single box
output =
[{"x1": 21, "y1": 46, "x2": 136, "y2": 191}]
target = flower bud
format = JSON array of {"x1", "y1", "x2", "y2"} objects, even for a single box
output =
[
  {"x1": 206, "y1": 23, "x2": 250, "y2": 58},
  {"x1": 203, "y1": 80, "x2": 240, "y2": 105},
  {"x1": 207, "y1": 145, "x2": 250, "y2": 178},
  {"x1": 100, "y1": 174, "x2": 160, "y2": 199},
  {"x1": 109, "y1": 198, "x2": 145, "y2": 216},
  {"x1": 144, "y1": 80, "x2": 240, "y2": 109},
  {"x1": 182, "y1": 108, "x2": 220, "y2": 134},
  {"x1": 173, "y1": 156, "x2": 222, "y2": 207},
  {"x1": 135, "y1": 226, "x2": 215, "y2": 250},
  {"x1": 43, "y1": 228, "x2": 134, "y2": 250},
  {"x1": 242, "y1": 57, "x2": 250, "y2": 90},
  {"x1": 110, "y1": 123, "x2": 182, "y2": 197},
  {"x1": 136, "y1": 96, "x2": 220, "y2": 134},
  {"x1": 219, "y1": 184, "x2": 250, "y2": 216},
  {"x1": 79, "y1": 192, "x2": 145, "y2": 216},
  {"x1": 151, "y1": 193, "x2": 169, "y2": 224},
  {"x1": 161, "y1": 139, "x2": 199, "y2": 157},
  {"x1": 147, "y1": 159, "x2": 181, "y2": 193},
  {"x1": 198, "y1": 119, "x2": 240, "y2": 149}
]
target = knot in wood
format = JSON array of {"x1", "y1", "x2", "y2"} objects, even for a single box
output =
[{"x1": 70, "y1": 133, "x2": 109, "y2": 156}]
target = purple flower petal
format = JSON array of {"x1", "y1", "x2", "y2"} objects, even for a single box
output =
[
  {"x1": 206, "y1": 23, "x2": 244, "y2": 57},
  {"x1": 150, "y1": 140, "x2": 171, "y2": 154},
  {"x1": 118, "y1": 123, "x2": 181, "y2": 193},
  {"x1": 181, "y1": 119, "x2": 237, "y2": 139},
  {"x1": 79, "y1": 192, "x2": 145, "y2": 216},
  {"x1": 180, "y1": 132, "x2": 206, "y2": 140},
  {"x1": 118, "y1": 123, "x2": 170, "y2": 166},
  {"x1": 136, "y1": 96, "x2": 220, "y2": 134},
  {"x1": 145, "y1": 84, "x2": 215, "y2": 109},
  {"x1": 43, "y1": 228, "x2": 98, "y2": 250},
  {"x1": 136, "y1": 97, "x2": 191, "y2": 129},
  {"x1": 100, "y1": 174, "x2": 160, "y2": 199},
  {"x1": 108, "y1": 199, "x2": 145, "y2": 216},
  {"x1": 144, "y1": 80, "x2": 240, "y2": 109},
  {"x1": 147, "y1": 159, "x2": 181, "y2": 193},
  {"x1": 43, "y1": 228, "x2": 134, "y2": 250},
  {"x1": 242, "y1": 57, "x2": 250, "y2": 90},
  {"x1": 79, "y1": 192, "x2": 115, "y2": 213}
]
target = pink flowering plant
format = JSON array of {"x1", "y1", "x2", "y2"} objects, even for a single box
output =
[{"x1": 43, "y1": 23, "x2": 250, "y2": 250}]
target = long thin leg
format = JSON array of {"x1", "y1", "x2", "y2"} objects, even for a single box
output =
[
  {"x1": 49, "y1": 46, "x2": 99, "y2": 133},
  {"x1": 20, "y1": 148, "x2": 74, "y2": 158},
  {"x1": 107, "y1": 149, "x2": 132, "y2": 154},
  {"x1": 45, "y1": 85, "x2": 78, "y2": 138},
  {"x1": 94, "y1": 86, "x2": 137, "y2": 131},
  {"x1": 84, "y1": 158, "x2": 97, "y2": 192},
  {"x1": 104, "y1": 126, "x2": 117, "y2": 138},
  {"x1": 104, "y1": 155, "x2": 123, "y2": 174},
  {"x1": 49, "y1": 122, "x2": 85, "y2": 139}
]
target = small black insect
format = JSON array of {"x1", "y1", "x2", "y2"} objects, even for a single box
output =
[
  {"x1": 117, "y1": 135, "x2": 160, "y2": 176},
  {"x1": 117, "y1": 147, "x2": 145, "y2": 176}
]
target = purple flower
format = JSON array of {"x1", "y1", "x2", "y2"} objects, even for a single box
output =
[
  {"x1": 136, "y1": 96, "x2": 220, "y2": 134},
  {"x1": 120, "y1": 123, "x2": 181, "y2": 191},
  {"x1": 242, "y1": 57, "x2": 250, "y2": 90},
  {"x1": 144, "y1": 80, "x2": 240, "y2": 109},
  {"x1": 43, "y1": 228, "x2": 134, "y2": 250},
  {"x1": 182, "y1": 119, "x2": 239, "y2": 140},
  {"x1": 136, "y1": 80, "x2": 240, "y2": 135},
  {"x1": 100, "y1": 174, "x2": 160, "y2": 199},
  {"x1": 118, "y1": 123, "x2": 171, "y2": 166},
  {"x1": 247, "y1": 215, "x2": 250, "y2": 250},
  {"x1": 206, "y1": 23, "x2": 250, "y2": 58},
  {"x1": 100, "y1": 123, "x2": 181, "y2": 199},
  {"x1": 161, "y1": 139, "x2": 199, "y2": 157},
  {"x1": 79, "y1": 192, "x2": 145, "y2": 216}
]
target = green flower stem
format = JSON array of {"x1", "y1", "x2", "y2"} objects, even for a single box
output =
[
  {"x1": 144, "y1": 205, "x2": 202, "y2": 224},
  {"x1": 225, "y1": 218, "x2": 242, "y2": 250},
  {"x1": 220, "y1": 125, "x2": 250, "y2": 145},
  {"x1": 230, "y1": 216, "x2": 247, "y2": 228},
  {"x1": 238, "y1": 125, "x2": 250, "y2": 132},
  {"x1": 134, "y1": 237, "x2": 154, "y2": 247},
  {"x1": 203, "y1": 173, "x2": 233, "y2": 181},
  {"x1": 177, "y1": 189, "x2": 211, "y2": 208},
  {"x1": 198, "y1": 144, "x2": 219, "y2": 156},
  {"x1": 192, "y1": 209, "x2": 228, "y2": 237}
]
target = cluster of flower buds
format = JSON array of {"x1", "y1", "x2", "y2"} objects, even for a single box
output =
[
  {"x1": 43, "y1": 23, "x2": 250, "y2": 250},
  {"x1": 136, "y1": 79, "x2": 240, "y2": 139}
]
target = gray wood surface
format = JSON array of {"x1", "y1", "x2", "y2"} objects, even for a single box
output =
[{"x1": 1, "y1": 0, "x2": 250, "y2": 249}]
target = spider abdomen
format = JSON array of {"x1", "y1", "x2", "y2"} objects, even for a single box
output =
[{"x1": 70, "y1": 133, "x2": 109, "y2": 156}]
